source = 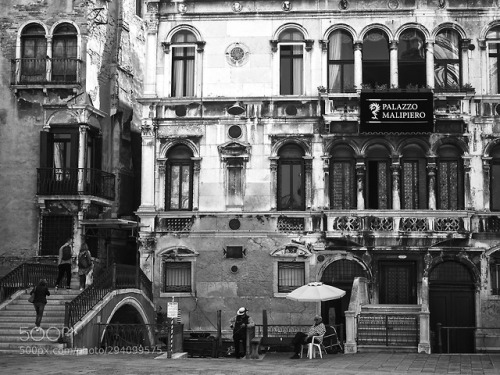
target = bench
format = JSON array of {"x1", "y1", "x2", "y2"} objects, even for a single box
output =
[{"x1": 247, "y1": 324, "x2": 310, "y2": 358}]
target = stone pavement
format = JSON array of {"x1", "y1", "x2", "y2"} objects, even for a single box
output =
[{"x1": 1, "y1": 351, "x2": 500, "y2": 375}]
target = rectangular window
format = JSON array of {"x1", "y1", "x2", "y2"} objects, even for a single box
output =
[
  {"x1": 40, "y1": 215, "x2": 73, "y2": 256},
  {"x1": 172, "y1": 46, "x2": 195, "y2": 97},
  {"x1": 331, "y1": 161, "x2": 355, "y2": 209},
  {"x1": 227, "y1": 159, "x2": 243, "y2": 207},
  {"x1": 163, "y1": 262, "x2": 192, "y2": 293},
  {"x1": 278, "y1": 162, "x2": 304, "y2": 210},
  {"x1": 491, "y1": 163, "x2": 500, "y2": 211},
  {"x1": 280, "y1": 45, "x2": 303, "y2": 95},
  {"x1": 226, "y1": 246, "x2": 244, "y2": 259},
  {"x1": 402, "y1": 161, "x2": 419, "y2": 209},
  {"x1": 438, "y1": 160, "x2": 459, "y2": 210},
  {"x1": 492, "y1": 261, "x2": 500, "y2": 295},
  {"x1": 169, "y1": 164, "x2": 191, "y2": 210},
  {"x1": 367, "y1": 160, "x2": 390, "y2": 209},
  {"x1": 278, "y1": 262, "x2": 305, "y2": 293},
  {"x1": 489, "y1": 43, "x2": 500, "y2": 94}
]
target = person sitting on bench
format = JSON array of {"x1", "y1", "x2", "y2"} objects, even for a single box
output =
[{"x1": 290, "y1": 315, "x2": 326, "y2": 359}]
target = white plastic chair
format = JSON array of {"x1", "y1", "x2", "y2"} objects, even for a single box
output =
[{"x1": 300, "y1": 335, "x2": 324, "y2": 359}]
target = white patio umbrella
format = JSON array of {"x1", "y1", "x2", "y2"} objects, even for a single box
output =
[{"x1": 286, "y1": 282, "x2": 346, "y2": 302}]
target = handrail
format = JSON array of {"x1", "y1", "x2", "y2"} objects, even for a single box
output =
[
  {"x1": 0, "y1": 263, "x2": 58, "y2": 303},
  {"x1": 65, "y1": 263, "x2": 153, "y2": 328},
  {"x1": 436, "y1": 323, "x2": 500, "y2": 353}
]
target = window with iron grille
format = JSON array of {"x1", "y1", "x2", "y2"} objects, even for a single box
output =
[
  {"x1": 226, "y1": 246, "x2": 244, "y2": 259},
  {"x1": 40, "y1": 215, "x2": 73, "y2": 256},
  {"x1": 278, "y1": 262, "x2": 305, "y2": 293},
  {"x1": 321, "y1": 259, "x2": 367, "y2": 285},
  {"x1": 163, "y1": 262, "x2": 192, "y2": 293},
  {"x1": 490, "y1": 252, "x2": 500, "y2": 295}
]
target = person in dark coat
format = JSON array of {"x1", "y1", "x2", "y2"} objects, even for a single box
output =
[
  {"x1": 229, "y1": 307, "x2": 255, "y2": 359},
  {"x1": 30, "y1": 279, "x2": 50, "y2": 331},
  {"x1": 55, "y1": 238, "x2": 73, "y2": 290}
]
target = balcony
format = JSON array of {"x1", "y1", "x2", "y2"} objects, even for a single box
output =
[
  {"x1": 37, "y1": 168, "x2": 115, "y2": 200},
  {"x1": 11, "y1": 58, "x2": 82, "y2": 88}
]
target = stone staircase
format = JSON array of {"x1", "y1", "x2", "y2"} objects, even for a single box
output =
[
  {"x1": 356, "y1": 304, "x2": 421, "y2": 353},
  {"x1": 0, "y1": 273, "x2": 82, "y2": 354}
]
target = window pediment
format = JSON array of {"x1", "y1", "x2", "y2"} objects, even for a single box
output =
[
  {"x1": 218, "y1": 140, "x2": 251, "y2": 160},
  {"x1": 160, "y1": 247, "x2": 199, "y2": 259},
  {"x1": 270, "y1": 243, "x2": 312, "y2": 258}
]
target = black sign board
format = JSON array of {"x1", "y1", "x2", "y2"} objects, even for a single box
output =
[{"x1": 360, "y1": 91, "x2": 433, "y2": 133}]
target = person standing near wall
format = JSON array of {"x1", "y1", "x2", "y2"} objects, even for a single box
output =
[
  {"x1": 77, "y1": 242, "x2": 93, "y2": 291},
  {"x1": 30, "y1": 279, "x2": 50, "y2": 331},
  {"x1": 55, "y1": 238, "x2": 73, "y2": 290},
  {"x1": 229, "y1": 307, "x2": 255, "y2": 359}
]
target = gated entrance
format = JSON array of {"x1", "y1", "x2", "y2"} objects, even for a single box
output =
[
  {"x1": 379, "y1": 261, "x2": 417, "y2": 304},
  {"x1": 429, "y1": 260, "x2": 475, "y2": 353}
]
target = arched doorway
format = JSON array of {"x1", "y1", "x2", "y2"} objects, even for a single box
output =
[
  {"x1": 101, "y1": 304, "x2": 151, "y2": 349},
  {"x1": 429, "y1": 260, "x2": 476, "y2": 353},
  {"x1": 320, "y1": 259, "x2": 368, "y2": 329}
]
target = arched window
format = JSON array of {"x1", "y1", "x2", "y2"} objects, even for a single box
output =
[
  {"x1": 365, "y1": 144, "x2": 391, "y2": 209},
  {"x1": 279, "y1": 29, "x2": 304, "y2": 95},
  {"x1": 490, "y1": 145, "x2": 500, "y2": 211},
  {"x1": 328, "y1": 30, "x2": 354, "y2": 93},
  {"x1": 166, "y1": 144, "x2": 193, "y2": 210},
  {"x1": 20, "y1": 24, "x2": 47, "y2": 83},
  {"x1": 330, "y1": 144, "x2": 356, "y2": 209},
  {"x1": 436, "y1": 144, "x2": 464, "y2": 210},
  {"x1": 278, "y1": 144, "x2": 305, "y2": 210},
  {"x1": 398, "y1": 29, "x2": 426, "y2": 88},
  {"x1": 486, "y1": 26, "x2": 500, "y2": 94},
  {"x1": 362, "y1": 29, "x2": 390, "y2": 87},
  {"x1": 171, "y1": 30, "x2": 196, "y2": 97},
  {"x1": 434, "y1": 29, "x2": 461, "y2": 90},
  {"x1": 401, "y1": 144, "x2": 427, "y2": 209},
  {"x1": 52, "y1": 23, "x2": 77, "y2": 82},
  {"x1": 321, "y1": 259, "x2": 367, "y2": 288}
]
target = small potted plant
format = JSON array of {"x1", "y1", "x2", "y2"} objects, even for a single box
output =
[
  {"x1": 461, "y1": 83, "x2": 475, "y2": 94},
  {"x1": 317, "y1": 85, "x2": 327, "y2": 93}
]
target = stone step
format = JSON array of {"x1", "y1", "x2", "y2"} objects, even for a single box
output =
[
  {"x1": 0, "y1": 316, "x2": 65, "y2": 324},
  {"x1": 0, "y1": 310, "x2": 66, "y2": 317},
  {"x1": 356, "y1": 345, "x2": 417, "y2": 353},
  {"x1": 360, "y1": 304, "x2": 421, "y2": 314},
  {"x1": 5, "y1": 304, "x2": 70, "y2": 311}
]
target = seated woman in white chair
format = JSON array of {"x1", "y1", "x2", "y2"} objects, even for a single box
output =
[{"x1": 290, "y1": 315, "x2": 326, "y2": 359}]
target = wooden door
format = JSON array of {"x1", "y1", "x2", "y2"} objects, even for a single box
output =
[{"x1": 379, "y1": 261, "x2": 417, "y2": 304}]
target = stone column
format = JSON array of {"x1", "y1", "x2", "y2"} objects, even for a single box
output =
[
  {"x1": 427, "y1": 159, "x2": 437, "y2": 210},
  {"x1": 418, "y1": 277, "x2": 431, "y2": 354},
  {"x1": 192, "y1": 157, "x2": 201, "y2": 211},
  {"x1": 461, "y1": 39, "x2": 471, "y2": 87},
  {"x1": 483, "y1": 157, "x2": 492, "y2": 211},
  {"x1": 425, "y1": 41, "x2": 435, "y2": 88},
  {"x1": 391, "y1": 162, "x2": 401, "y2": 210},
  {"x1": 46, "y1": 36, "x2": 52, "y2": 82},
  {"x1": 77, "y1": 125, "x2": 89, "y2": 194},
  {"x1": 270, "y1": 157, "x2": 279, "y2": 211},
  {"x1": 344, "y1": 310, "x2": 358, "y2": 354},
  {"x1": 463, "y1": 155, "x2": 472, "y2": 210},
  {"x1": 144, "y1": 3, "x2": 159, "y2": 96},
  {"x1": 304, "y1": 156, "x2": 313, "y2": 209},
  {"x1": 157, "y1": 159, "x2": 166, "y2": 211},
  {"x1": 322, "y1": 156, "x2": 330, "y2": 209},
  {"x1": 390, "y1": 41, "x2": 398, "y2": 88},
  {"x1": 138, "y1": 119, "x2": 156, "y2": 212},
  {"x1": 354, "y1": 42, "x2": 363, "y2": 89},
  {"x1": 356, "y1": 162, "x2": 365, "y2": 210}
]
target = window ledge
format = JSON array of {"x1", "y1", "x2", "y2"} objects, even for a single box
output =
[{"x1": 160, "y1": 292, "x2": 193, "y2": 298}]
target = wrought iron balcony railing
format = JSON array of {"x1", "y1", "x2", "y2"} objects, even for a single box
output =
[
  {"x1": 37, "y1": 168, "x2": 115, "y2": 200},
  {"x1": 11, "y1": 58, "x2": 82, "y2": 85}
]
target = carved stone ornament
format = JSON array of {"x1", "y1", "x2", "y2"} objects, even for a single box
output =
[
  {"x1": 232, "y1": 2, "x2": 242, "y2": 12},
  {"x1": 282, "y1": 1, "x2": 291, "y2": 11},
  {"x1": 178, "y1": 3, "x2": 187, "y2": 14},
  {"x1": 339, "y1": 0, "x2": 348, "y2": 10},
  {"x1": 138, "y1": 236, "x2": 157, "y2": 252},
  {"x1": 270, "y1": 243, "x2": 312, "y2": 258},
  {"x1": 388, "y1": 0, "x2": 399, "y2": 10},
  {"x1": 218, "y1": 140, "x2": 251, "y2": 161},
  {"x1": 161, "y1": 247, "x2": 199, "y2": 259},
  {"x1": 225, "y1": 42, "x2": 250, "y2": 67}
]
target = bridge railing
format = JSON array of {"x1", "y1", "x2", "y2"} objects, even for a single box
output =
[
  {"x1": 0, "y1": 263, "x2": 58, "y2": 303},
  {"x1": 65, "y1": 263, "x2": 153, "y2": 327}
]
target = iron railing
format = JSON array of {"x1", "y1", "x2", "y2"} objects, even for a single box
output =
[
  {"x1": 357, "y1": 314, "x2": 419, "y2": 347},
  {"x1": 0, "y1": 263, "x2": 58, "y2": 303},
  {"x1": 435, "y1": 324, "x2": 500, "y2": 353},
  {"x1": 37, "y1": 168, "x2": 115, "y2": 200},
  {"x1": 65, "y1": 263, "x2": 152, "y2": 328},
  {"x1": 96, "y1": 322, "x2": 183, "y2": 351},
  {"x1": 11, "y1": 58, "x2": 82, "y2": 84}
]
